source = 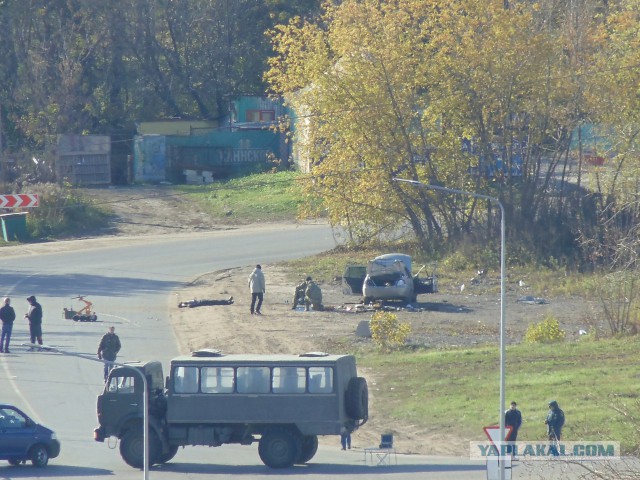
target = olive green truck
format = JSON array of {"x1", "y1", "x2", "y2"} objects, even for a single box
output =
[{"x1": 94, "y1": 351, "x2": 368, "y2": 469}]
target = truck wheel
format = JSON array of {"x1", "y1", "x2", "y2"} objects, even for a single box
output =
[
  {"x1": 345, "y1": 377, "x2": 368, "y2": 420},
  {"x1": 158, "y1": 445, "x2": 179, "y2": 464},
  {"x1": 258, "y1": 428, "x2": 300, "y2": 468},
  {"x1": 120, "y1": 429, "x2": 161, "y2": 468},
  {"x1": 295, "y1": 435, "x2": 318, "y2": 464},
  {"x1": 29, "y1": 445, "x2": 49, "y2": 467}
]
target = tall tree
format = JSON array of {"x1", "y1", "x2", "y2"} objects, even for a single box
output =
[{"x1": 268, "y1": 0, "x2": 617, "y2": 261}]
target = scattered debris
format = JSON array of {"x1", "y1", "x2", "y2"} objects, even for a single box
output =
[{"x1": 517, "y1": 295, "x2": 548, "y2": 305}]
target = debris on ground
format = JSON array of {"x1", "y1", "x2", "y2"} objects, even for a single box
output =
[{"x1": 516, "y1": 295, "x2": 548, "y2": 305}]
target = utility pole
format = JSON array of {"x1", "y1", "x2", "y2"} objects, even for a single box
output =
[{"x1": 394, "y1": 178, "x2": 508, "y2": 480}]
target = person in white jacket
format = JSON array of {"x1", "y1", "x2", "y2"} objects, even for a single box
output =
[{"x1": 248, "y1": 264, "x2": 266, "y2": 315}]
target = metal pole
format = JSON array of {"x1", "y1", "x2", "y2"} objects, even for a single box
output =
[
  {"x1": 393, "y1": 178, "x2": 507, "y2": 480},
  {"x1": 22, "y1": 343, "x2": 149, "y2": 480}
]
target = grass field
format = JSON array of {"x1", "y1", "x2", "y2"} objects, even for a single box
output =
[
  {"x1": 357, "y1": 337, "x2": 640, "y2": 453},
  {"x1": 177, "y1": 171, "x2": 304, "y2": 223}
]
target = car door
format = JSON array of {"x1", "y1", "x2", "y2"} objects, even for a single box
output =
[
  {"x1": 0, "y1": 406, "x2": 34, "y2": 458},
  {"x1": 342, "y1": 265, "x2": 366, "y2": 295}
]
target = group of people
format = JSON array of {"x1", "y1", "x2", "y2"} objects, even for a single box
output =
[
  {"x1": 1, "y1": 294, "x2": 121, "y2": 382},
  {"x1": 247, "y1": 264, "x2": 324, "y2": 314},
  {"x1": 0, "y1": 295, "x2": 44, "y2": 353},
  {"x1": 505, "y1": 400, "x2": 566, "y2": 456}
]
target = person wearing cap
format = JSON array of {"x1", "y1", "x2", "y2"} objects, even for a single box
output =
[
  {"x1": 248, "y1": 264, "x2": 265, "y2": 315},
  {"x1": 25, "y1": 295, "x2": 44, "y2": 349},
  {"x1": 504, "y1": 401, "x2": 522, "y2": 454},
  {"x1": 545, "y1": 400, "x2": 565, "y2": 455},
  {"x1": 292, "y1": 277, "x2": 312, "y2": 310},
  {"x1": 0, "y1": 297, "x2": 16, "y2": 353}
]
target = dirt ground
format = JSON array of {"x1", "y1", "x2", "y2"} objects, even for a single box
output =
[{"x1": 79, "y1": 185, "x2": 601, "y2": 455}]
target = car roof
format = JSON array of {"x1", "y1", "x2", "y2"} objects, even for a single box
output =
[{"x1": 374, "y1": 253, "x2": 412, "y2": 269}]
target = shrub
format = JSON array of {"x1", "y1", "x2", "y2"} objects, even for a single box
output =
[
  {"x1": 524, "y1": 315, "x2": 566, "y2": 343},
  {"x1": 24, "y1": 183, "x2": 110, "y2": 240},
  {"x1": 370, "y1": 310, "x2": 411, "y2": 352}
]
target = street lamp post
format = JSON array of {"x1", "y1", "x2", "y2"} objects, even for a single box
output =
[
  {"x1": 22, "y1": 343, "x2": 149, "y2": 480},
  {"x1": 393, "y1": 178, "x2": 507, "y2": 480}
]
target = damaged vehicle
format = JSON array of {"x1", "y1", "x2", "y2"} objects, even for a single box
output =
[{"x1": 343, "y1": 253, "x2": 437, "y2": 304}]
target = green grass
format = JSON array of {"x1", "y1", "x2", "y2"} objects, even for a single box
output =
[
  {"x1": 282, "y1": 249, "x2": 378, "y2": 284},
  {"x1": 357, "y1": 337, "x2": 640, "y2": 453},
  {"x1": 176, "y1": 171, "x2": 304, "y2": 223},
  {"x1": 25, "y1": 183, "x2": 111, "y2": 240}
]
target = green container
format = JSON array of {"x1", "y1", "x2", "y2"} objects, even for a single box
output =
[{"x1": 1, "y1": 212, "x2": 28, "y2": 242}]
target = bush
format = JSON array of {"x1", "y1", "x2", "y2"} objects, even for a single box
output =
[
  {"x1": 370, "y1": 310, "x2": 411, "y2": 352},
  {"x1": 23, "y1": 183, "x2": 110, "y2": 240},
  {"x1": 524, "y1": 315, "x2": 566, "y2": 343}
]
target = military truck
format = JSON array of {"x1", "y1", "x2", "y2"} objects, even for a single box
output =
[{"x1": 94, "y1": 351, "x2": 368, "y2": 469}]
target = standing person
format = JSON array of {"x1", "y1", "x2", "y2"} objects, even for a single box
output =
[
  {"x1": 545, "y1": 400, "x2": 565, "y2": 456},
  {"x1": 0, "y1": 297, "x2": 16, "y2": 353},
  {"x1": 248, "y1": 264, "x2": 265, "y2": 315},
  {"x1": 340, "y1": 427, "x2": 352, "y2": 450},
  {"x1": 98, "y1": 326, "x2": 122, "y2": 382},
  {"x1": 25, "y1": 295, "x2": 43, "y2": 349},
  {"x1": 504, "y1": 401, "x2": 522, "y2": 454}
]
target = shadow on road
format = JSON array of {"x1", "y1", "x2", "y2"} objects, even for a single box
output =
[
  {"x1": 0, "y1": 465, "x2": 113, "y2": 477},
  {"x1": 0, "y1": 271, "x2": 182, "y2": 297},
  {"x1": 155, "y1": 461, "x2": 486, "y2": 476}
]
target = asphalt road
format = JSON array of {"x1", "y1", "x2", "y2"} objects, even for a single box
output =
[{"x1": 0, "y1": 224, "x2": 606, "y2": 479}]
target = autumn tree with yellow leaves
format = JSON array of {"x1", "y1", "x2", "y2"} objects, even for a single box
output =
[{"x1": 268, "y1": 0, "x2": 640, "y2": 267}]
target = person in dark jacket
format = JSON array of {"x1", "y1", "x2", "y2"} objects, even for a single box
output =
[
  {"x1": 0, "y1": 297, "x2": 16, "y2": 353},
  {"x1": 292, "y1": 277, "x2": 311, "y2": 309},
  {"x1": 545, "y1": 400, "x2": 565, "y2": 456},
  {"x1": 98, "y1": 326, "x2": 122, "y2": 382},
  {"x1": 25, "y1": 295, "x2": 43, "y2": 349},
  {"x1": 504, "y1": 401, "x2": 522, "y2": 454}
]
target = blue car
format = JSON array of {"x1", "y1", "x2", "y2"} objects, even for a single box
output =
[{"x1": 0, "y1": 404, "x2": 60, "y2": 467}]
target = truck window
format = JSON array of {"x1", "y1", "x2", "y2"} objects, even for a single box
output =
[
  {"x1": 201, "y1": 367, "x2": 234, "y2": 393},
  {"x1": 107, "y1": 375, "x2": 135, "y2": 393},
  {"x1": 272, "y1": 367, "x2": 306, "y2": 394},
  {"x1": 308, "y1": 367, "x2": 334, "y2": 393},
  {"x1": 236, "y1": 367, "x2": 270, "y2": 393},
  {"x1": 174, "y1": 366, "x2": 199, "y2": 393}
]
